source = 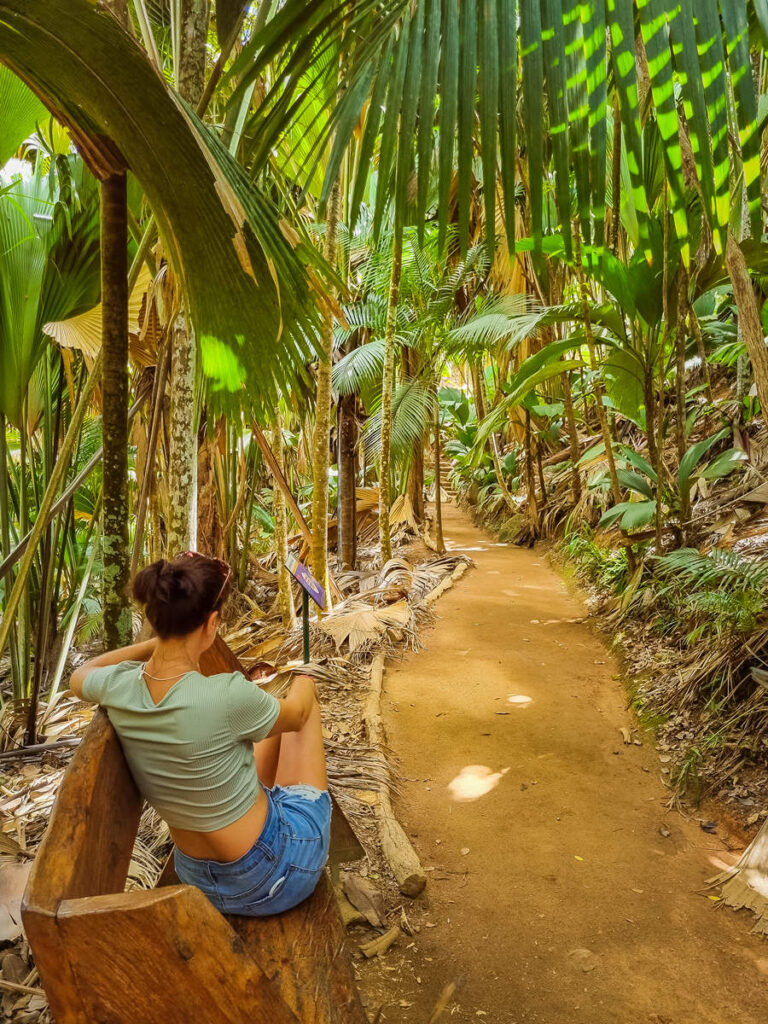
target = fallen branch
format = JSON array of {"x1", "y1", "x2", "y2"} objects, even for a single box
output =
[
  {"x1": 0, "y1": 738, "x2": 81, "y2": 763},
  {"x1": 0, "y1": 978, "x2": 46, "y2": 997},
  {"x1": 359, "y1": 925, "x2": 401, "y2": 959}
]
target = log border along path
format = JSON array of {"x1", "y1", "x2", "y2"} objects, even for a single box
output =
[{"x1": 371, "y1": 500, "x2": 768, "y2": 1024}]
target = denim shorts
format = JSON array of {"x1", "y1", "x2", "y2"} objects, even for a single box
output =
[{"x1": 173, "y1": 784, "x2": 332, "y2": 916}]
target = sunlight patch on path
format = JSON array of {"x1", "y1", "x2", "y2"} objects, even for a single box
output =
[{"x1": 447, "y1": 765, "x2": 510, "y2": 802}]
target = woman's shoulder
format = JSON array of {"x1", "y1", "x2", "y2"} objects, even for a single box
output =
[
  {"x1": 80, "y1": 660, "x2": 143, "y2": 703},
  {"x1": 194, "y1": 668, "x2": 249, "y2": 690}
]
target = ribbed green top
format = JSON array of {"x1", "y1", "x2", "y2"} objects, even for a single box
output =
[{"x1": 81, "y1": 661, "x2": 281, "y2": 831}]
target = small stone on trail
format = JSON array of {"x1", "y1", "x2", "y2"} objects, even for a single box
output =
[{"x1": 461, "y1": 847, "x2": 470, "y2": 856}]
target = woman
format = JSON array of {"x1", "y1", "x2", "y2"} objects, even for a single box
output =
[{"x1": 70, "y1": 551, "x2": 330, "y2": 916}]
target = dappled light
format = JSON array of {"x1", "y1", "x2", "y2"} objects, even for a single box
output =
[
  {"x1": 507, "y1": 694, "x2": 533, "y2": 707},
  {"x1": 447, "y1": 765, "x2": 510, "y2": 803}
]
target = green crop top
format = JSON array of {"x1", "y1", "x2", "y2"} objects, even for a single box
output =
[{"x1": 81, "y1": 661, "x2": 281, "y2": 831}]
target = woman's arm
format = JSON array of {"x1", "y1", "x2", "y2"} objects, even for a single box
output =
[
  {"x1": 267, "y1": 675, "x2": 317, "y2": 736},
  {"x1": 70, "y1": 638, "x2": 159, "y2": 699}
]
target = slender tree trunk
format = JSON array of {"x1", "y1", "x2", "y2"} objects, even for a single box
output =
[
  {"x1": 687, "y1": 299, "x2": 713, "y2": 402},
  {"x1": 561, "y1": 371, "x2": 582, "y2": 502},
  {"x1": 675, "y1": 268, "x2": 690, "y2": 542},
  {"x1": 725, "y1": 233, "x2": 768, "y2": 428},
  {"x1": 610, "y1": 94, "x2": 622, "y2": 256},
  {"x1": 574, "y1": 227, "x2": 622, "y2": 505},
  {"x1": 131, "y1": 335, "x2": 171, "y2": 577},
  {"x1": 311, "y1": 180, "x2": 340, "y2": 590},
  {"x1": 433, "y1": 398, "x2": 445, "y2": 554},
  {"x1": 524, "y1": 409, "x2": 539, "y2": 535},
  {"x1": 166, "y1": 312, "x2": 198, "y2": 553},
  {"x1": 178, "y1": 0, "x2": 209, "y2": 102},
  {"x1": 337, "y1": 394, "x2": 358, "y2": 569},
  {"x1": 471, "y1": 359, "x2": 516, "y2": 514},
  {"x1": 378, "y1": 231, "x2": 403, "y2": 564},
  {"x1": 165, "y1": 0, "x2": 208, "y2": 555},
  {"x1": 272, "y1": 412, "x2": 295, "y2": 630},
  {"x1": 403, "y1": 348, "x2": 425, "y2": 520},
  {"x1": 536, "y1": 439, "x2": 548, "y2": 505},
  {"x1": 101, "y1": 172, "x2": 131, "y2": 647}
]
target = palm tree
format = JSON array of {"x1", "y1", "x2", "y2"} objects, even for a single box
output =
[{"x1": 100, "y1": 172, "x2": 131, "y2": 648}]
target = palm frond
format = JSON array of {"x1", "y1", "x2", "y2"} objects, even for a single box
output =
[{"x1": 362, "y1": 377, "x2": 435, "y2": 463}]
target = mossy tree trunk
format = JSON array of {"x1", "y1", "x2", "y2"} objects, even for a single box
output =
[
  {"x1": 337, "y1": 392, "x2": 358, "y2": 570},
  {"x1": 311, "y1": 180, "x2": 340, "y2": 592},
  {"x1": 378, "y1": 231, "x2": 403, "y2": 565},
  {"x1": 166, "y1": 312, "x2": 198, "y2": 554},
  {"x1": 166, "y1": 0, "x2": 208, "y2": 555},
  {"x1": 101, "y1": 172, "x2": 131, "y2": 647},
  {"x1": 272, "y1": 412, "x2": 295, "y2": 630}
]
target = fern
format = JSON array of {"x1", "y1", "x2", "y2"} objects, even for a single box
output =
[{"x1": 655, "y1": 548, "x2": 768, "y2": 594}]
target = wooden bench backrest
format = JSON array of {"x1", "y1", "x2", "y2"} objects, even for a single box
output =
[{"x1": 23, "y1": 635, "x2": 366, "y2": 1024}]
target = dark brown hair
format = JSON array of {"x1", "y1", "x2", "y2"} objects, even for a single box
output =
[{"x1": 132, "y1": 553, "x2": 231, "y2": 639}]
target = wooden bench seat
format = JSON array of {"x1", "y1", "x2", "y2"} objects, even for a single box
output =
[{"x1": 22, "y1": 638, "x2": 367, "y2": 1024}]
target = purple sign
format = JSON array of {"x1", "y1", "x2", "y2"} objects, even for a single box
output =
[{"x1": 285, "y1": 552, "x2": 325, "y2": 609}]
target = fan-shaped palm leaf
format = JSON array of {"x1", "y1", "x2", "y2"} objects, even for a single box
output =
[{"x1": 0, "y1": 0, "x2": 328, "y2": 408}]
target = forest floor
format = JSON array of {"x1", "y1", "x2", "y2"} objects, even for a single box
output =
[{"x1": 357, "y1": 501, "x2": 768, "y2": 1023}]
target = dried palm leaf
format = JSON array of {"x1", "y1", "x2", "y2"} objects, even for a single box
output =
[{"x1": 43, "y1": 265, "x2": 152, "y2": 360}]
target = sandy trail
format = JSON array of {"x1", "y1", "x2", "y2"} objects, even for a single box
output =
[{"x1": 377, "y1": 501, "x2": 768, "y2": 1023}]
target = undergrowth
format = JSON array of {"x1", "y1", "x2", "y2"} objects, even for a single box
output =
[{"x1": 557, "y1": 526, "x2": 768, "y2": 807}]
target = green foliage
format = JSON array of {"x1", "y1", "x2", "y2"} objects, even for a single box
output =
[
  {"x1": 561, "y1": 524, "x2": 629, "y2": 594},
  {"x1": 598, "y1": 433, "x2": 747, "y2": 534}
]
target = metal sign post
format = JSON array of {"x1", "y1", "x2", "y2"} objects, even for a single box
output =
[{"x1": 285, "y1": 553, "x2": 326, "y2": 665}]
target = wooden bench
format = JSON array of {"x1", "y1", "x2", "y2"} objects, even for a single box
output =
[{"x1": 22, "y1": 638, "x2": 367, "y2": 1024}]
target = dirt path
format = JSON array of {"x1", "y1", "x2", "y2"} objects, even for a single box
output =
[{"x1": 370, "y1": 502, "x2": 768, "y2": 1023}]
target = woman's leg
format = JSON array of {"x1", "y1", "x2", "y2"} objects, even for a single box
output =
[
  {"x1": 273, "y1": 696, "x2": 328, "y2": 789},
  {"x1": 253, "y1": 734, "x2": 282, "y2": 788}
]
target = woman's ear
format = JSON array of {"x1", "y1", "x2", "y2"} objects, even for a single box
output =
[{"x1": 200, "y1": 610, "x2": 219, "y2": 651}]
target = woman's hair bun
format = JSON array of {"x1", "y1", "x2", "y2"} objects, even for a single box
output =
[
  {"x1": 132, "y1": 559, "x2": 166, "y2": 604},
  {"x1": 131, "y1": 553, "x2": 231, "y2": 639}
]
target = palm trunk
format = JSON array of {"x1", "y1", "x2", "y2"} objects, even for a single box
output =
[
  {"x1": 561, "y1": 371, "x2": 582, "y2": 503},
  {"x1": 177, "y1": 0, "x2": 209, "y2": 103},
  {"x1": 404, "y1": 348, "x2": 425, "y2": 520},
  {"x1": 471, "y1": 360, "x2": 516, "y2": 515},
  {"x1": 166, "y1": 313, "x2": 198, "y2": 553},
  {"x1": 675, "y1": 268, "x2": 690, "y2": 542},
  {"x1": 609, "y1": 94, "x2": 622, "y2": 256},
  {"x1": 574, "y1": 227, "x2": 622, "y2": 506},
  {"x1": 131, "y1": 335, "x2": 171, "y2": 577},
  {"x1": 524, "y1": 409, "x2": 539, "y2": 535},
  {"x1": 378, "y1": 231, "x2": 402, "y2": 564},
  {"x1": 433, "y1": 398, "x2": 445, "y2": 554},
  {"x1": 272, "y1": 412, "x2": 295, "y2": 630},
  {"x1": 165, "y1": 0, "x2": 208, "y2": 555},
  {"x1": 337, "y1": 393, "x2": 358, "y2": 569},
  {"x1": 311, "y1": 180, "x2": 340, "y2": 591},
  {"x1": 725, "y1": 233, "x2": 768, "y2": 428},
  {"x1": 101, "y1": 172, "x2": 131, "y2": 648}
]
